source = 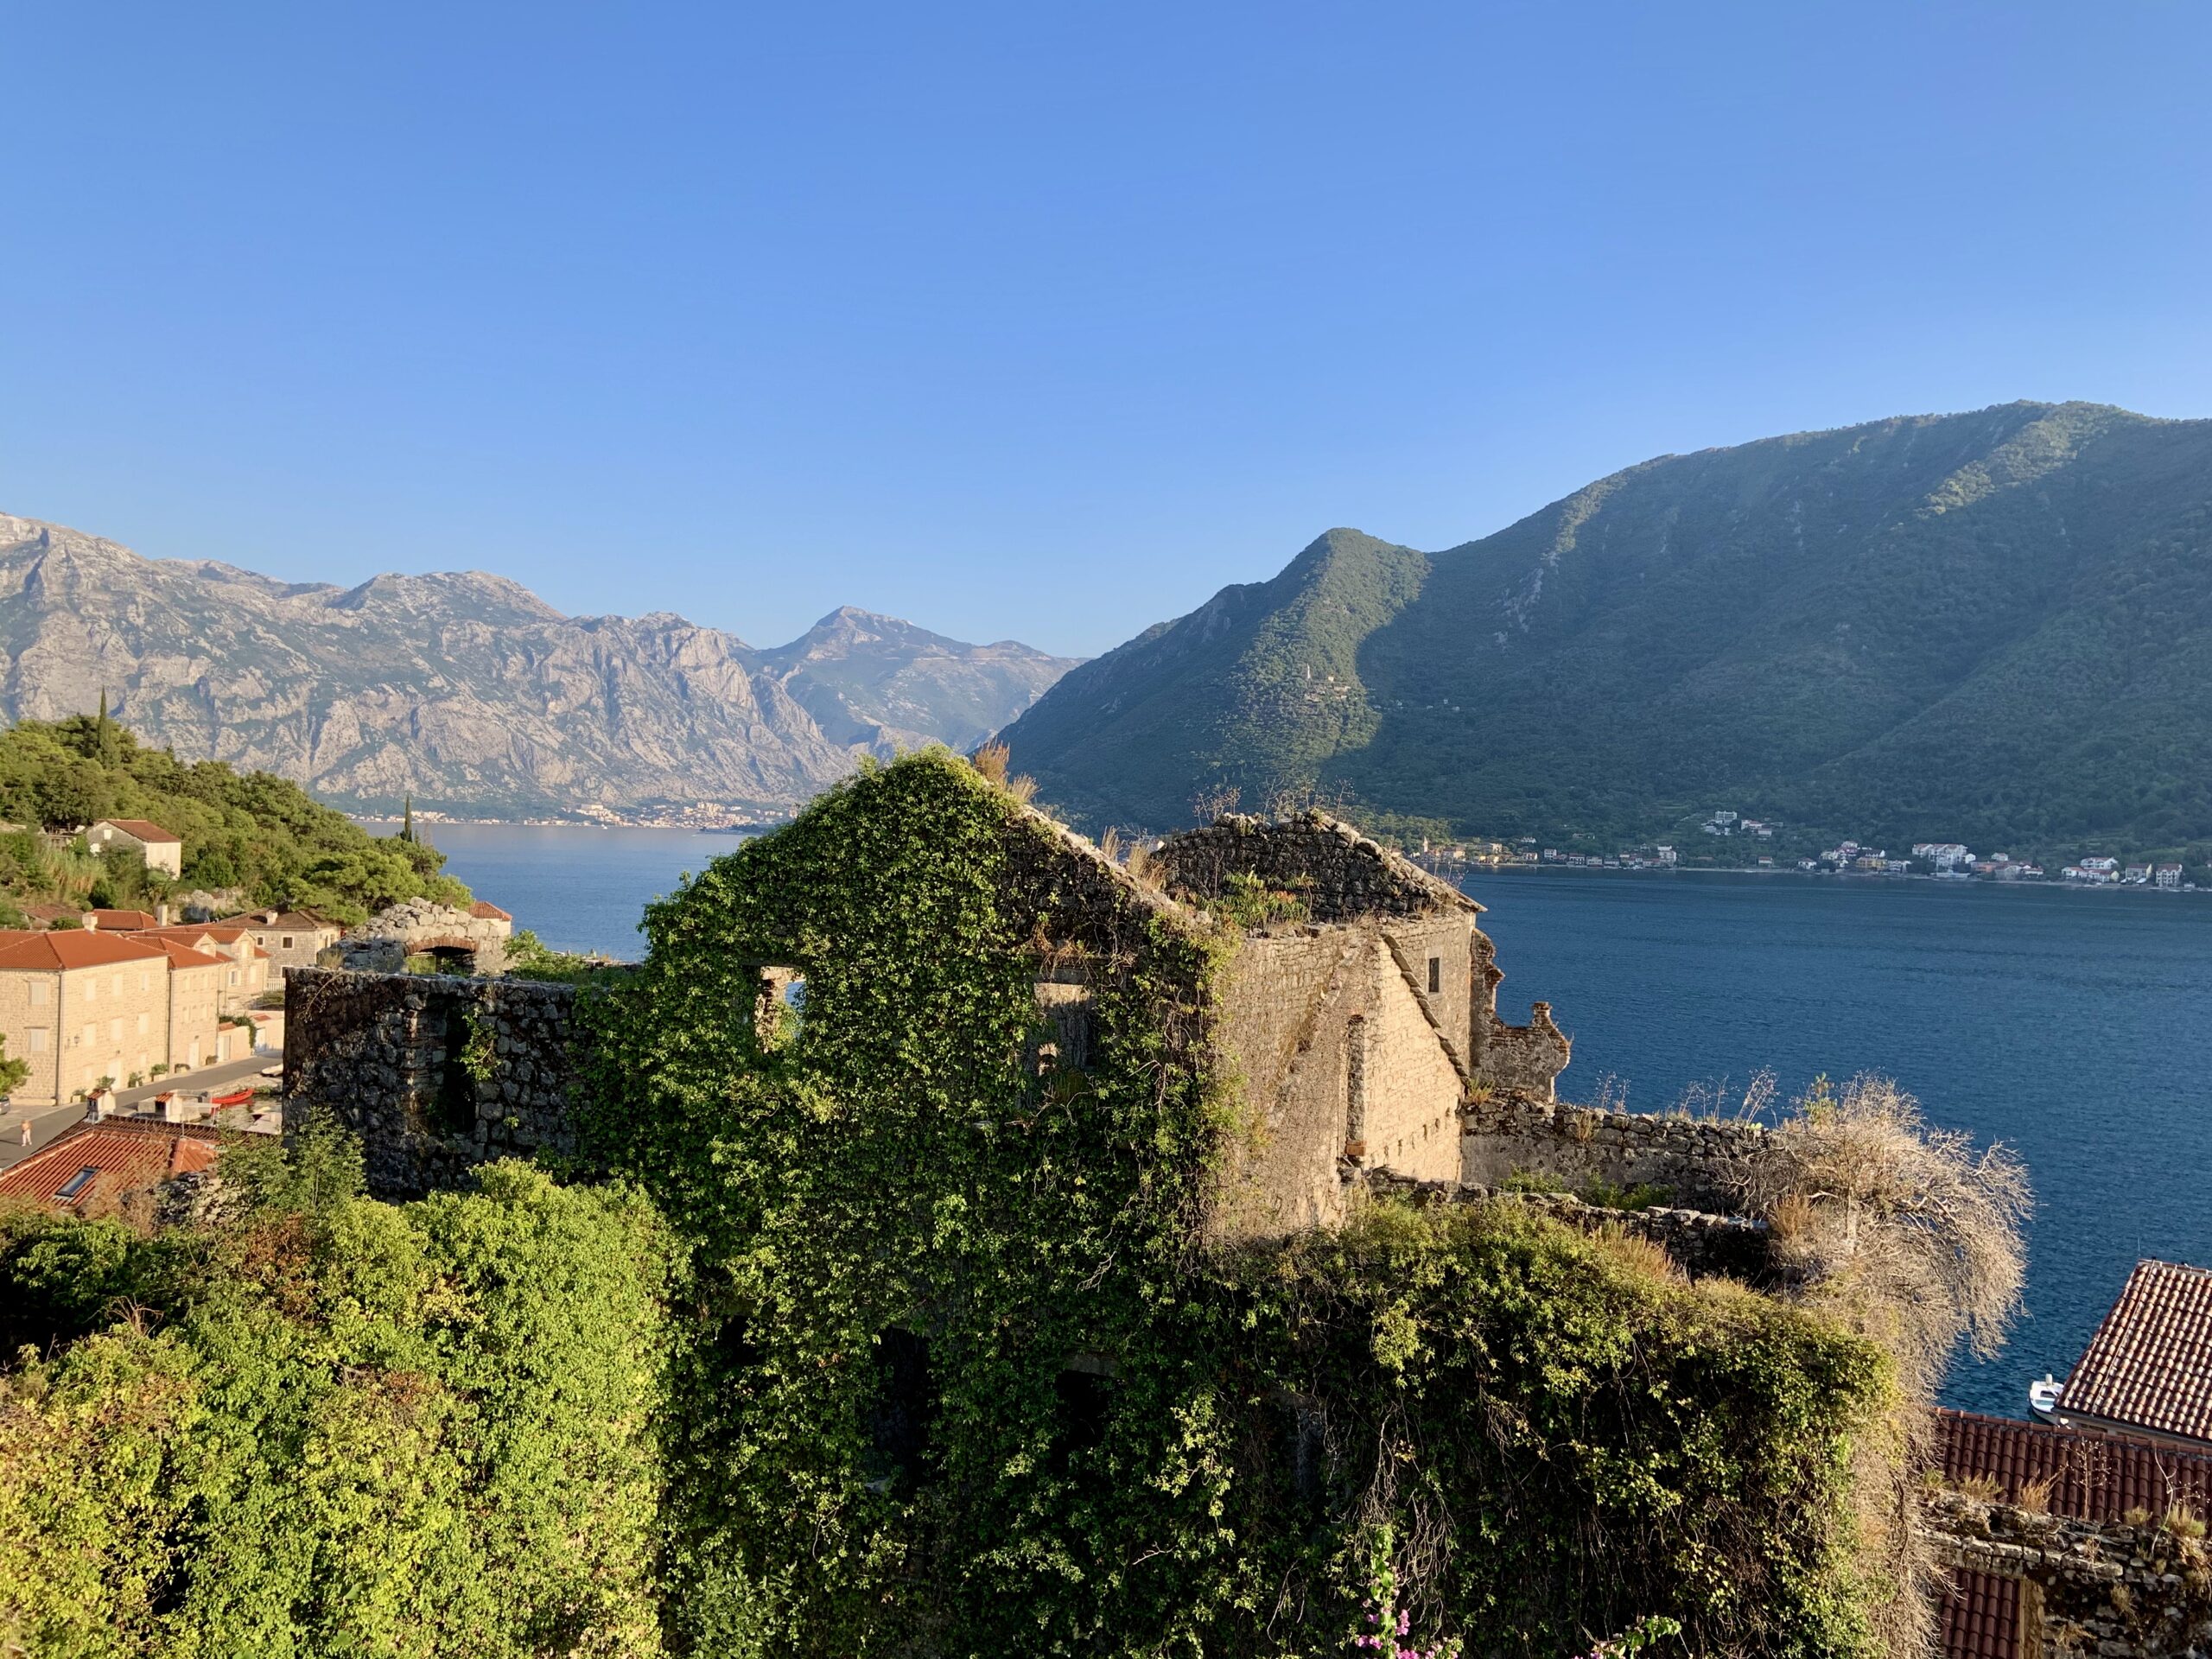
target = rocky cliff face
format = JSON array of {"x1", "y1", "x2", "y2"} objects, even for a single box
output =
[{"x1": 0, "y1": 513, "x2": 1076, "y2": 816}]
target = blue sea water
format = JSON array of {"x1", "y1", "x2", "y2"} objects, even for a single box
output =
[{"x1": 404, "y1": 823, "x2": 2212, "y2": 1417}]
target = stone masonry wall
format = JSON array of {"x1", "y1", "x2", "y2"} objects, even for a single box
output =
[
  {"x1": 1151, "y1": 812, "x2": 1471, "y2": 922},
  {"x1": 1459, "y1": 1091, "x2": 1764, "y2": 1215},
  {"x1": 1363, "y1": 1171, "x2": 1780, "y2": 1284},
  {"x1": 283, "y1": 966, "x2": 582, "y2": 1198},
  {"x1": 1480, "y1": 1001, "x2": 1571, "y2": 1102},
  {"x1": 1922, "y1": 1491, "x2": 2212, "y2": 1656}
]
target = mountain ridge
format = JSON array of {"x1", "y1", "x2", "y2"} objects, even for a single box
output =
[
  {"x1": 1000, "y1": 400, "x2": 2212, "y2": 857},
  {"x1": 0, "y1": 512, "x2": 1078, "y2": 817}
]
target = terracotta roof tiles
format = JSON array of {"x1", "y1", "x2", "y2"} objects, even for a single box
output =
[
  {"x1": 1937, "y1": 1567, "x2": 2019, "y2": 1659},
  {"x1": 0, "y1": 1118, "x2": 220, "y2": 1210},
  {"x1": 2062, "y1": 1259, "x2": 2212, "y2": 1444},
  {"x1": 1936, "y1": 1408, "x2": 2212, "y2": 1521},
  {"x1": 0, "y1": 930, "x2": 171, "y2": 972},
  {"x1": 95, "y1": 818, "x2": 181, "y2": 843},
  {"x1": 87, "y1": 908, "x2": 162, "y2": 931}
]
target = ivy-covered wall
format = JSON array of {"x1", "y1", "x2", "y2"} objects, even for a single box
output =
[{"x1": 579, "y1": 752, "x2": 1904, "y2": 1657}]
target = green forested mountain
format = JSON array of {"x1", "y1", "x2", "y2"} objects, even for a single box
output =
[{"x1": 1001, "y1": 401, "x2": 2212, "y2": 855}]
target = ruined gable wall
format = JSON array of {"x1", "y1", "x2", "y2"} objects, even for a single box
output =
[
  {"x1": 1351, "y1": 940, "x2": 1461, "y2": 1185},
  {"x1": 1378, "y1": 912, "x2": 1478, "y2": 1074},
  {"x1": 1209, "y1": 929, "x2": 1361, "y2": 1236},
  {"x1": 283, "y1": 965, "x2": 582, "y2": 1198},
  {"x1": 1210, "y1": 925, "x2": 1466, "y2": 1239},
  {"x1": 1151, "y1": 814, "x2": 1466, "y2": 923},
  {"x1": 1459, "y1": 1091, "x2": 1761, "y2": 1213}
]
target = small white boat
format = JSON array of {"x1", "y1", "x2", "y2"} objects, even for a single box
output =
[{"x1": 2028, "y1": 1374, "x2": 2063, "y2": 1418}]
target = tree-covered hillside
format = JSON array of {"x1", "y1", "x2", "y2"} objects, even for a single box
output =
[
  {"x1": 1002, "y1": 402, "x2": 2212, "y2": 859},
  {"x1": 0, "y1": 715, "x2": 467, "y2": 924}
]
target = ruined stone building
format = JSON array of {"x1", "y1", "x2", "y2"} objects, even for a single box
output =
[
  {"x1": 290, "y1": 807, "x2": 1580, "y2": 1231},
  {"x1": 279, "y1": 755, "x2": 2035, "y2": 1654}
]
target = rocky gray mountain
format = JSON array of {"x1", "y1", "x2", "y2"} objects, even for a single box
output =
[{"x1": 0, "y1": 512, "x2": 1077, "y2": 817}]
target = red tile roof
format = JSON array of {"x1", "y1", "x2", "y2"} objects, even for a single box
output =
[
  {"x1": 131, "y1": 938, "x2": 228, "y2": 971},
  {"x1": 0, "y1": 930, "x2": 171, "y2": 972},
  {"x1": 469, "y1": 900, "x2": 512, "y2": 922},
  {"x1": 1937, "y1": 1567, "x2": 2020, "y2": 1659},
  {"x1": 1936, "y1": 1408, "x2": 2212, "y2": 1521},
  {"x1": 2062, "y1": 1259, "x2": 2212, "y2": 1445},
  {"x1": 95, "y1": 818, "x2": 181, "y2": 843},
  {"x1": 22, "y1": 902, "x2": 87, "y2": 926},
  {"x1": 221, "y1": 908, "x2": 340, "y2": 931},
  {"x1": 0, "y1": 1118, "x2": 220, "y2": 1210},
  {"x1": 87, "y1": 908, "x2": 162, "y2": 931}
]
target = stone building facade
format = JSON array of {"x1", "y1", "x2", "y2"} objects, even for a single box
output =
[
  {"x1": 296, "y1": 810, "x2": 1580, "y2": 1240},
  {"x1": 222, "y1": 908, "x2": 344, "y2": 974},
  {"x1": 0, "y1": 931, "x2": 225, "y2": 1106}
]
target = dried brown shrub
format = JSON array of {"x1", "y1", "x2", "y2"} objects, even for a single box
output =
[
  {"x1": 1745, "y1": 1074, "x2": 2031, "y2": 1399},
  {"x1": 2017, "y1": 1474, "x2": 2055, "y2": 1513},
  {"x1": 971, "y1": 741, "x2": 1010, "y2": 785}
]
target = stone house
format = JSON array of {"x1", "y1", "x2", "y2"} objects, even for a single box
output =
[
  {"x1": 134, "y1": 937, "x2": 234, "y2": 1074},
  {"x1": 0, "y1": 931, "x2": 175, "y2": 1106},
  {"x1": 86, "y1": 817, "x2": 183, "y2": 879},
  {"x1": 221, "y1": 907, "x2": 344, "y2": 973},
  {"x1": 128, "y1": 925, "x2": 270, "y2": 1014},
  {"x1": 295, "y1": 805, "x2": 1571, "y2": 1236},
  {"x1": 1148, "y1": 814, "x2": 1568, "y2": 1235}
]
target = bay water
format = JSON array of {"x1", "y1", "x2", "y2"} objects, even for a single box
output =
[{"x1": 412, "y1": 823, "x2": 2212, "y2": 1416}]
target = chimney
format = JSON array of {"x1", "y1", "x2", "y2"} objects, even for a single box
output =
[{"x1": 157, "y1": 902, "x2": 171, "y2": 926}]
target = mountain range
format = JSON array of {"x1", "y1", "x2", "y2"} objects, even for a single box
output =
[
  {"x1": 0, "y1": 512, "x2": 1077, "y2": 817},
  {"x1": 1001, "y1": 401, "x2": 2212, "y2": 857}
]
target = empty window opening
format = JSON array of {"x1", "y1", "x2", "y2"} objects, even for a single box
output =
[
  {"x1": 1427, "y1": 956, "x2": 1441, "y2": 995},
  {"x1": 753, "y1": 968, "x2": 804, "y2": 1049},
  {"x1": 862, "y1": 1327, "x2": 933, "y2": 1492},
  {"x1": 1032, "y1": 978, "x2": 1095, "y2": 1077},
  {"x1": 435, "y1": 1005, "x2": 480, "y2": 1135},
  {"x1": 1052, "y1": 1362, "x2": 1117, "y2": 1474},
  {"x1": 1342, "y1": 1016, "x2": 1370, "y2": 1160},
  {"x1": 1274, "y1": 1392, "x2": 1330, "y2": 1510}
]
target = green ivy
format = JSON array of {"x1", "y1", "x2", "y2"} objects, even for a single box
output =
[{"x1": 577, "y1": 751, "x2": 1898, "y2": 1657}]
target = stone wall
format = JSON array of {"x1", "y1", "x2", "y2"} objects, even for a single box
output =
[
  {"x1": 1362, "y1": 1171, "x2": 1779, "y2": 1284},
  {"x1": 283, "y1": 966, "x2": 582, "y2": 1198},
  {"x1": 1151, "y1": 811, "x2": 1472, "y2": 922},
  {"x1": 1459, "y1": 1091, "x2": 1764, "y2": 1215},
  {"x1": 1480, "y1": 1001, "x2": 1571, "y2": 1102},
  {"x1": 1922, "y1": 1491, "x2": 2212, "y2": 1657},
  {"x1": 338, "y1": 898, "x2": 512, "y2": 976}
]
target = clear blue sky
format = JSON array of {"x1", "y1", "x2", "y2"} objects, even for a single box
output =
[{"x1": 5, "y1": 3, "x2": 2209, "y2": 658}]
